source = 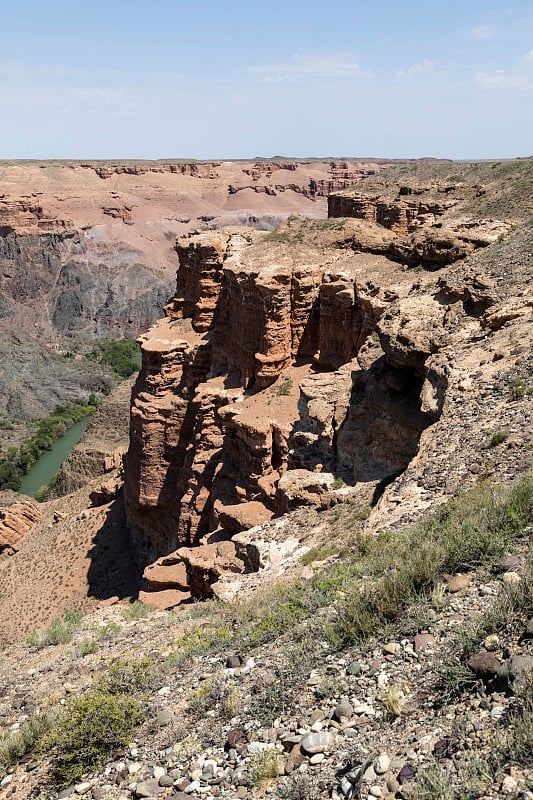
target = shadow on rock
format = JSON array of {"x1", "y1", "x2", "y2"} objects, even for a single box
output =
[{"x1": 86, "y1": 492, "x2": 142, "y2": 601}]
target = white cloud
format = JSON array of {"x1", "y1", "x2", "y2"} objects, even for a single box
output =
[
  {"x1": 471, "y1": 25, "x2": 495, "y2": 40},
  {"x1": 474, "y1": 50, "x2": 533, "y2": 92},
  {"x1": 247, "y1": 53, "x2": 372, "y2": 81},
  {"x1": 396, "y1": 59, "x2": 447, "y2": 81}
]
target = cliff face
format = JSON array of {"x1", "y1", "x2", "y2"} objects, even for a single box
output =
[
  {"x1": 124, "y1": 160, "x2": 532, "y2": 605},
  {"x1": 124, "y1": 225, "x2": 443, "y2": 582},
  {"x1": 0, "y1": 158, "x2": 394, "y2": 430}
]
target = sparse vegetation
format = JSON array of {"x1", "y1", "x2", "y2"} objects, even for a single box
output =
[
  {"x1": 42, "y1": 689, "x2": 144, "y2": 786},
  {"x1": 78, "y1": 637, "x2": 99, "y2": 656},
  {"x1": 98, "y1": 656, "x2": 159, "y2": 695},
  {"x1": 331, "y1": 475, "x2": 532, "y2": 646},
  {"x1": 276, "y1": 378, "x2": 293, "y2": 396},
  {"x1": 248, "y1": 749, "x2": 285, "y2": 785},
  {"x1": 0, "y1": 712, "x2": 55, "y2": 779},
  {"x1": 27, "y1": 609, "x2": 84, "y2": 648},
  {"x1": 488, "y1": 429, "x2": 509, "y2": 448},
  {"x1": 301, "y1": 543, "x2": 339, "y2": 565},
  {"x1": 121, "y1": 599, "x2": 155, "y2": 621}
]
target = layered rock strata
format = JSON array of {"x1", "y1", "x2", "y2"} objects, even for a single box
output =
[
  {"x1": 125, "y1": 225, "x2": 446, "y2": 603},
  {"x1": 0, "y1": 493, "x2": 42, "y2": 553}
]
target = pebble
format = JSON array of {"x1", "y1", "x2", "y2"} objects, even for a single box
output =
[
  {"x1": 156, "y1": 710, "x2": 172, "y2": 727},
  {"x1": 374, "y1": 753, "x2": 391, "y2": 775},
  {"x1": 134, "y1": 779, "x2": 165, "y2": 798},
  {"x1": 300, "y1": 731, "x2": 334, "y2": 755},
  {"x1": 448, "y1": 574, "x2": 471, "y2": 593},
  {"x1": 183, "y1": 781, "x2": 201, "y2": 794},
  {"x1": 309, "y1": 753, "x2": 325, "y2": 765},
  {"x1": 383, "y1": 643, "x2": 401, "y2": 655},
  {"x1": 340, "y1": 776, "x2": 354, "y2": 798},
  {"x1": 413, "y1": 634, "x2": 436, "y2": 653},
  {"x1": 501, "y1": 775, "x2": 519, "y2": 793},
  {"x1": 503, "y1": 571, "x2": 521, "y2": 585},
  {"x1": 334, "y1": 699, "x2": 354, "y2": 721},
  {"x1": 74, "y1": 783, "x2": 92, "y2": 795},
  {"x1": 483, "y1": 634, "x2": 500, "y2": 651},
  {"x1": 347, "y1": 661, "x2": 362, "y2": 676},
  {"x1": 467, "y1": 651, "x2": 501, "y2": 676},
  {"x1": 369, "y1": 787, "x2": 382, "y2": 798}
]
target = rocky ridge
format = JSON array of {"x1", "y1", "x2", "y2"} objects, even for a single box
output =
[{"x1": 124, "y1": 159, "x2": 532, "y2": 607}]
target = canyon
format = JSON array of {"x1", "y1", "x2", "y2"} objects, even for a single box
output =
[
  {"x1": 0, "y1": 158, "x2": 389, "y2": 430},
  {"x1": 0, "y1": 157, "x2": 530, "y2": 636},
  {"x1": 0, "y1": 157, "x2": 531, "y2": 800}
]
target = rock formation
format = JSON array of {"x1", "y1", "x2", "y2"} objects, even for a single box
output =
[
  {"x1": 0, "y1": 158, "x2": 392, "y2": 429},
  {"x1": 124, "y1": 159, "x2": 532, "y2": 608},
  {"x1": 0, "y1": 492, "x2": 42, "y2": 553}
]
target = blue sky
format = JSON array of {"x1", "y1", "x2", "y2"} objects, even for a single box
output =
[{"x1": 1, "y1": 0, "x2": 532, "y2": 159}]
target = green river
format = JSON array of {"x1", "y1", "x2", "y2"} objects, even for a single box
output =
[{"x1": 19, "y1": 417, "x2": 91, "y2": 497}]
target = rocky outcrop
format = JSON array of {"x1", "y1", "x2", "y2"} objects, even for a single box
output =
[
  {"x1": 0, "y1": 493, "x2": 42, "y2": 553},
  {"x1": 126, "y1": 161, "x2": 533, "y2": 607},
  {"x1": 328, "y1": 192, "x2": 454, "y2": 234},
  {"x1": 125, "y1": 225, "x2": 446, "y2": 603}
]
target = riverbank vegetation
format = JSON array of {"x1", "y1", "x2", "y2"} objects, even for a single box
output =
[{"x1": 0, "y1": 399, "x2": 97, "y2": 492}]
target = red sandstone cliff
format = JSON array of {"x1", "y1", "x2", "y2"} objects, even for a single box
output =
[{"x1": 124, "y1": 160, "x2": 532, "y2": 606}]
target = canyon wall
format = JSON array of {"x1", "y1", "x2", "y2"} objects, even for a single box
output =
[
  {"x1": 124, "y1": 159, "x2": 532, "y2": 606},
  {"x1": 124, "y1": 226, "x2": 444, "y2": 570}
]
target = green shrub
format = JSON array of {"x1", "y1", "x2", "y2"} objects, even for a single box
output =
[
  {"x1": 98, "y1": 656, "x2": 159, "y2": 695},
  {"x1": 42, "y1": 689, "x2": 144, "y2": 786},
  {"x1": 27, "y1": 610, "x2": 84, "y2": 648},
  {"x1": 276, "y1": 378, "x2": 293, "y2": 396},
  {"x1": 121, "y1": 599, "x2": 154, "y2": 621},
  {"x1": 78, "y1": 638, "x2": 99, "y2": 656},
  {"x1": 88, "y1": 339, "x2": 141, "y2": 379},
  {"x1": 93, "y1": 621, "x2": 121, "y2": 640},
  {"x1": 488, "y1": 429, "x2": 509, "y2": 448},
  {"x1": 248, "y1": 749, "x2": 284, "y2": 784},
  {"x1": 0, "y1": 713, "x2": 54, "y2": 778}
]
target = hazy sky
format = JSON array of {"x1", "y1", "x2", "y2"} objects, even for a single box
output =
[{"x1": 1, "y1": 0, "x2": 532, "y2": 159}]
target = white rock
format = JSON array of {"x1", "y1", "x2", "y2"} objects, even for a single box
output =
[
  {"x1": 153, "y1": 767, "x2": 165, "y2": 780},
  {"x1": 247, "y1": 741, "x2": 275, "y2": 754},
  {"x1": 501, "y1": 775, "x2": 519, "y2": 794},
  {"x1": 374, "y1": 753, "x2": 390, "y2": 775},
  {"x1": 74, "y1": 783, "x2": 93, "y2": 795},
  {"x1": 503, "y1": 572, "x2": 521, "y2": 585},
  {"x1": 491, "y1": 705, "x2": 505, "y2": 720},
  {"x1": 369, "y1": 787, "x2": 382, "y2": 798}
]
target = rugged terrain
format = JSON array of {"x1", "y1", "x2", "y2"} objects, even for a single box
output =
[
  {"x1": 0, "y1": 158, "x2": 531, "y2": 800},
  {"x1": 123, "y1": 158, "x2": 532, "y2": 606},
  {"x1": 0, "y1": 158, "x2": 385, "y2": 428}
]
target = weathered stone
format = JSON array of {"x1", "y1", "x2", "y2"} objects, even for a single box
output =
[
  {"x1": 447, "y1": 574, "x2": 471, "y2": 593},
  {"x1": 300, "y1": 731, "x2": 334, "y2": 755},
  {"x1": 413, "y1": 633, "x2": 436, "y2": 653},
  {"x1": 134, "y1": 779, "x2": 165, "y2": 798},
  {"x1": 467, "y1": 652, "x2": 501, "y2": 677}
]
